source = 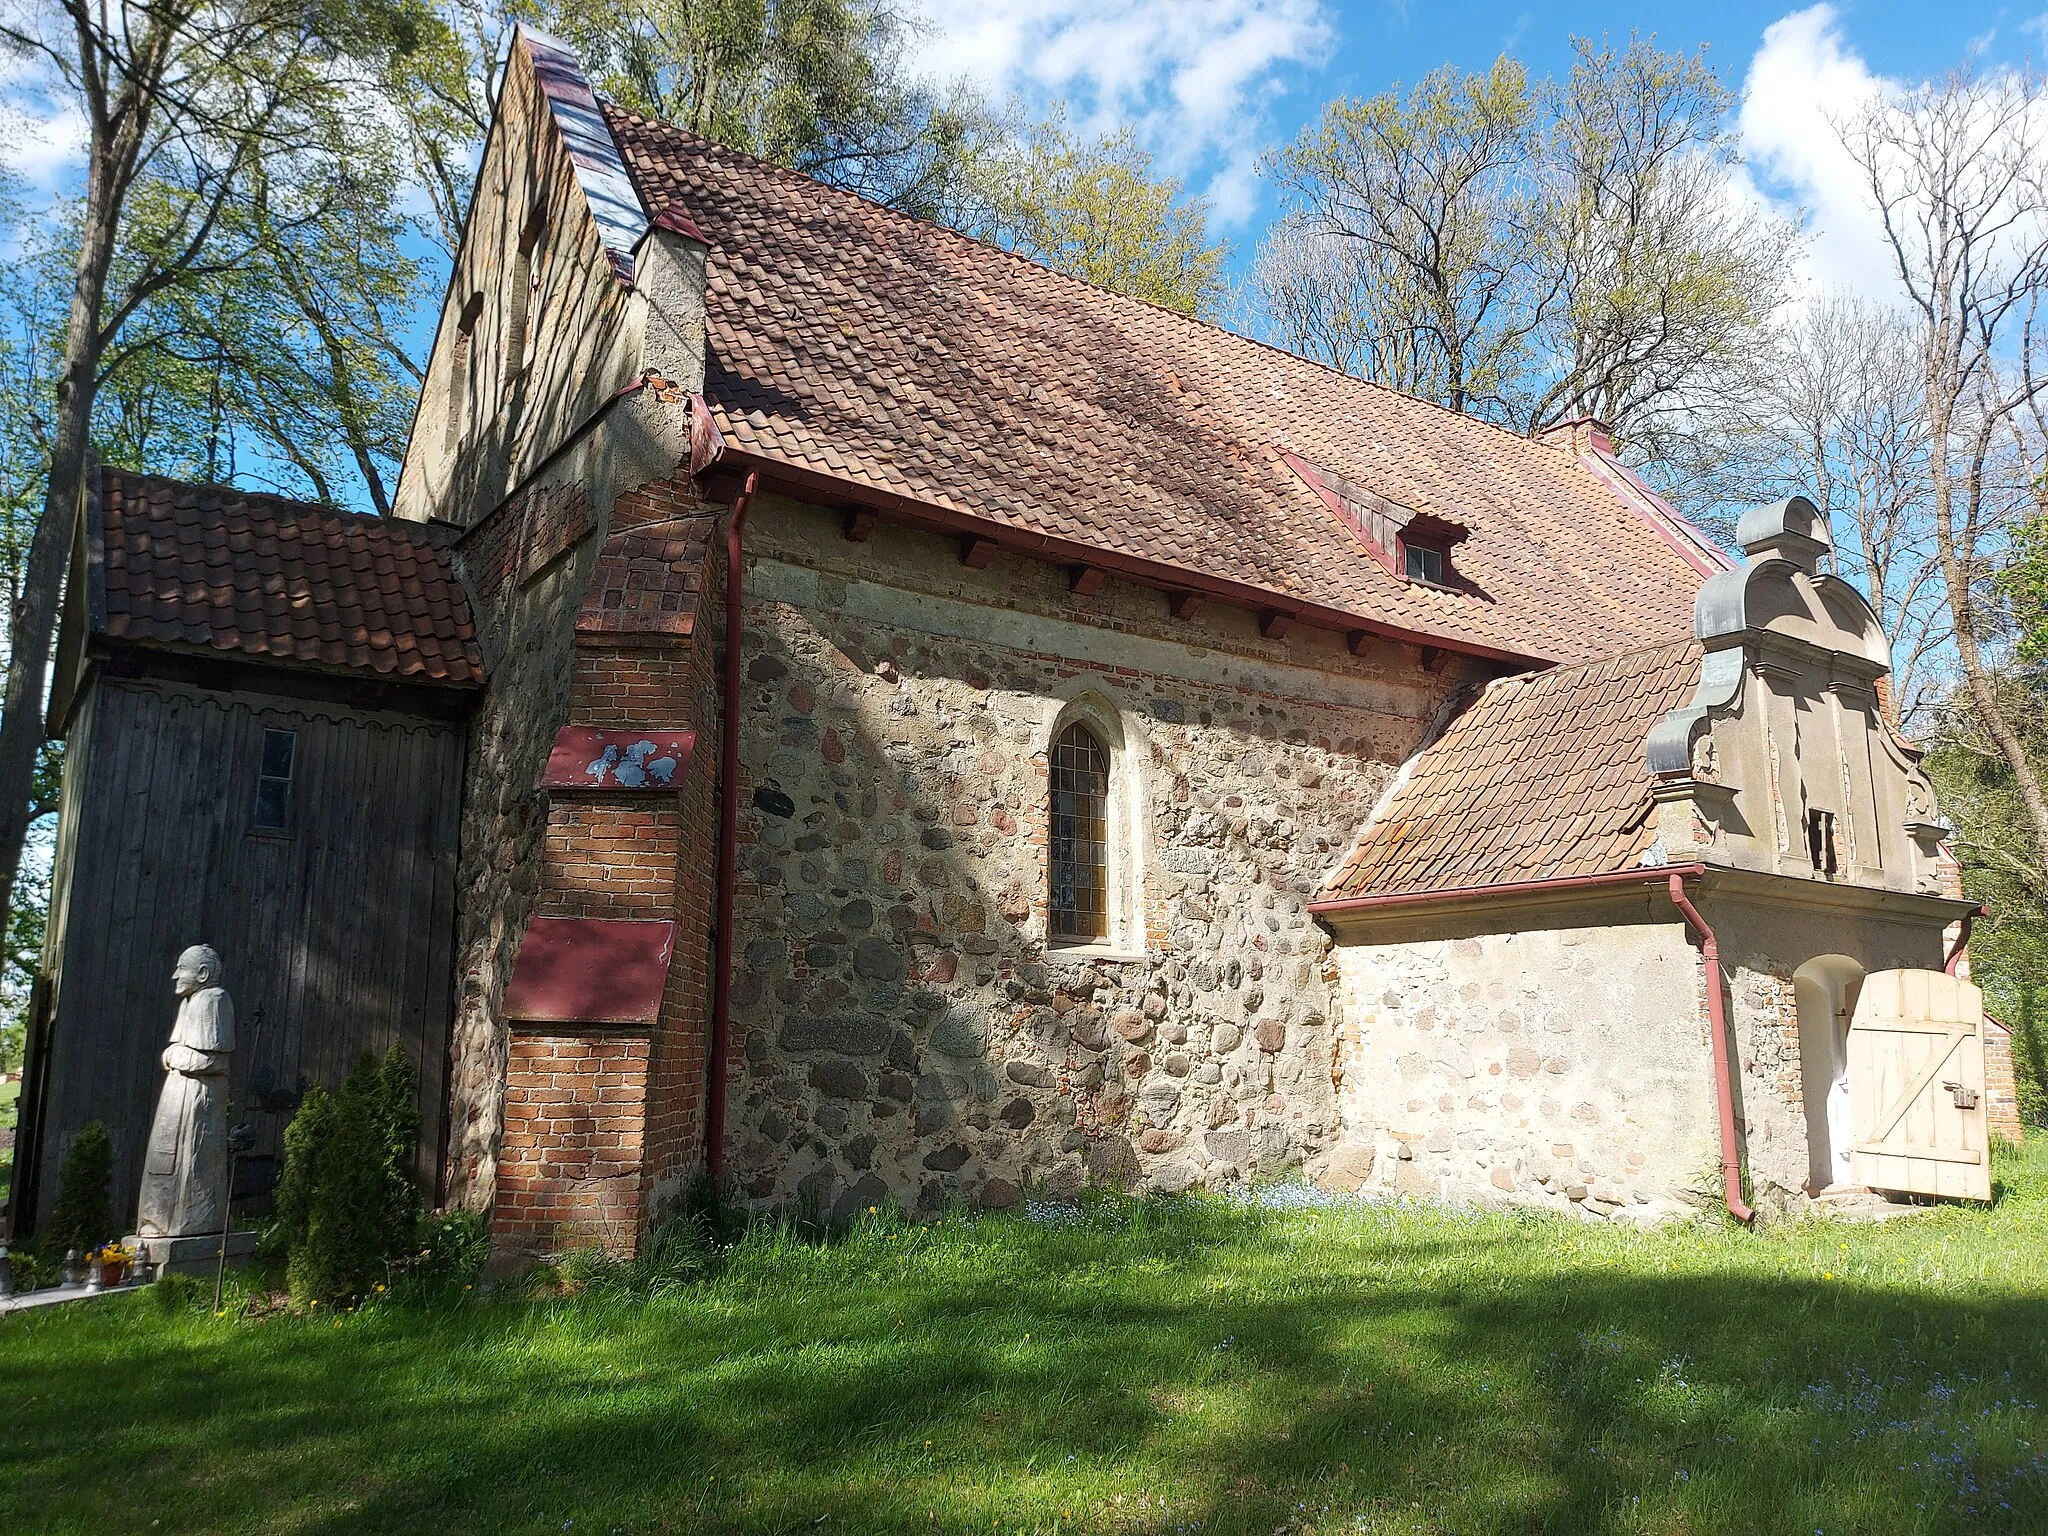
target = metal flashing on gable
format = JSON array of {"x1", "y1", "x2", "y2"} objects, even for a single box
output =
[{"x1": 520, "y1": 27, "x2": 649, "y2": 284}]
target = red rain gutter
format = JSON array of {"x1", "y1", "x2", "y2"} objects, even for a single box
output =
[
  {"x1": 705, "y1": 469, "x2": 760, "y2": 1181},
  {"x1": 698, "y1": 441, "x2": 1549, "y2": 672},
  {"x1": 1307, "y1": 863, "x2": 1705, "y2": 917},
  {"x1": 1945, "y1": 904, "x2": 1990, "y2": 976},
  {"x1": 1663, "y1": 873, "x2": 1755, "y2": 1225}
]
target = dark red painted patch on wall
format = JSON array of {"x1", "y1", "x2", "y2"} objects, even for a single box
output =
[{"x1": 503, "y1": 917, "x2": 677, "y2": 1024}]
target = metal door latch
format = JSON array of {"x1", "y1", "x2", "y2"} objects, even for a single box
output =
[{"x1": 1942, "y1": 1080, "x2": 1980, "y2": 1110}]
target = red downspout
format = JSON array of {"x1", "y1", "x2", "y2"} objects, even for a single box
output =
[
  {"x1": 1945, "y1": 904, "x2": 1989, "y2": 976},
  {"x1": 1665, "y1": 873, "x2": 1755, "y2": 1224},
  {"x1": 705, "y1": 470, "x2": 759, "y2": 1180}
]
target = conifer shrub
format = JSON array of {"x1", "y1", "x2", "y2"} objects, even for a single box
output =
[
  {"x1": 46, "y1": 1119, "x2": 114, "y2": 1254},
  {"x1": 273, "y1": 1046, "x2": 422, "y2": 1305}
]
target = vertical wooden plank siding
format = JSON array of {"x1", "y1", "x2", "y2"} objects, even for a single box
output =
[{"x1": 28, "y1": 678, "x2": 465, "y2": 1229}]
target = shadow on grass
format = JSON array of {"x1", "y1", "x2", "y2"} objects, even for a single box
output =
[{"x1": 3, "y1": 1211, "x2": 2045, "y2": 1535}]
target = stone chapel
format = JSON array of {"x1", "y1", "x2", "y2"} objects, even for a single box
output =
[{"x1": 9, "y1": 27, "x2": 2007, "y2": 1249}]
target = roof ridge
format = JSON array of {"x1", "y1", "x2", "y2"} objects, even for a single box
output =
[
  {"x1": 100, "y1": 465, "x2": 434, "y2": 539},
  {"x1": 599, "y1": 105, "x2": 1619, "y2": 473},
  {"x1": 1486, "y1": 635, "x2": 1700, "y2": 696}
]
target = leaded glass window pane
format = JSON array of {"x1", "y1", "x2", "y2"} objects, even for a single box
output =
[{"x1": 1050, "y1": 723, "x2": 1108, "y2": 941}]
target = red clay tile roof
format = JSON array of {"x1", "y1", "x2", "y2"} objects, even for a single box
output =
[
  {"x1": 95, "y1": 466, "x2": 483, "y2": 686},
  {"x1": 1320, "y1": 639, "x2": 1702, "y2": 900},
  {"x1": 604, "y1": 108, "x2": 1713, "y2": 666}
]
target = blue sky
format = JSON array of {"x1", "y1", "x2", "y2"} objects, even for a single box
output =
[
  {"x1": 911, "y1": 0, "x2": 2043, "y2": 296},
  {"x1": 1, "y1": 0, "x2": 2032, "y2": 513},
  {"x1": 4, "y1": 0, "x2": 2031, "y2": 300}
]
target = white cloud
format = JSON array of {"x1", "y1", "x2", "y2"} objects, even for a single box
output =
[
  {"x1": 0, "y1": 99, "x2": 86, "y2": 189},
  {"x1": 911, "y1": 0, "x2": 1332, "y2": 225},
  {"x1": 0, "y1": 45, "x2": 87, "y2": 191},
  {"x1": 1737, "y1": 5, "x2": 1898, "y2": 301}
]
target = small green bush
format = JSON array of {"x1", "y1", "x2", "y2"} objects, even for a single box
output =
[
  {"x1": 8, "y1": 1243, "x2": 60, "y2": 1291},
  {"x1": 398, "y1": 1207, "x2": 490, "y2": 1299},
  {"x1": 273, "y1": 1047, "x2": 423, "y2": 1306},
  {"x1": 152, "y1": 1271, "x2": 199, "y2": 1315},
  {"x1": 46, "y1": 1120, "x2": 114, "y2": 1254}
]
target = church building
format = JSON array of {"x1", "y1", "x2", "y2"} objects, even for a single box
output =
[{"x1": 8, "y1": 29, "x2": 2003, "y2": 1250}]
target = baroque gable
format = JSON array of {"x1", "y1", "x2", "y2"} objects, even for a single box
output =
[{"x1": 1644, "y1": 496, "x2": 1947, "y2": 893}]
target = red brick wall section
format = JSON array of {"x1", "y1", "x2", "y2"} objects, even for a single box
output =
[
  {"x1": 522, "y1": 485, "x2": 594, "y2": 582},
  {"x1": 636, "y1": 527, "x2": 724, "y2": 1213},
  {"x1": 495, "y1": 1032, "x2": 650, "y2": 1254},
  {"x1": 1986, "y1": 1022, "x2": 2024, "y2": 1144},
  {"x1": 489, "y1": 469, "x2": 727, "y2": 1257},
  {"x1": 454, "y1": 483, "x2": 539, "y2": 611}
]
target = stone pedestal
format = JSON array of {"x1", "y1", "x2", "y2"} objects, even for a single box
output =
[{"x1": 130, "y1": 1230, "x2": 257, "y2": 1278}]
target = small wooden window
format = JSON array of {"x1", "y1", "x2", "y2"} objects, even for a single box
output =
[
  {"x1": 1806, "y1": 807, "x2": 1838, "y2": 874},
  {"x1": 1404, "y1": 541, "x2": 1447, "y2": 585},
  {"x1": 1049, "y1": 722, "x2": 1109, "y2": 942},
  {"x1": 253, "y1": 729, "x2": 296, "y2": 831}
]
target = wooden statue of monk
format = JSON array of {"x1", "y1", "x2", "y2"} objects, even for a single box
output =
[{"x1": 137, "y1": 945, "x2": 235, "y2": 1238}]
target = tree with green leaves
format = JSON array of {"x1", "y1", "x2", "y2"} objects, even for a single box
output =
[
  {"x1": 529, "y1": 7, "x2": 1225, "y2": 310},
  {"x1": 2002, "y1": 517, "x2": 2048, "y2": 669},
  {"x1": 1925, "y1": 672, "x2": 2048, "y2": 1124},
  {"x1": 973, "y1": 114, "x2": 1229, "y2": 318},
  {"x1": 1526, "y1": 37, "x2": 1791, "y2": 456},
  {"x1": 538, "y1": 0, "x2": 1001, "y2": 226},
  {"x1": 1263, "y1": 56, "x2": 1543, "y2": 416},
  {"x1": 0, "y1": 0, "x2": 442, "y2": 973},
  {"x1": 1256, "y1": 35, "x2": 1791, "y2": 463}
]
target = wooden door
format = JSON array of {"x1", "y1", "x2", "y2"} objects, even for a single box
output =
[{"x1": 1847, "y1": 969, "x2": 1991, "y2": 1201}]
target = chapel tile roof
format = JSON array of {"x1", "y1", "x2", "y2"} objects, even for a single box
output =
[
  {"x1": 95, "y1": 466, "x2": 483, "y2": 686},
  {"x1": 603, "y1": 108, "x2": 1715, "y2": 665},
  {"x1": 1319, "y1": 639, "x2": 1702, "y2": 901}
]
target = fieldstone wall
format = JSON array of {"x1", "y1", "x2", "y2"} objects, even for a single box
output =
[
  {"x1": 1721, "y1": 963, "x2": 1808, "y2": 1204},
  {"x1": 1328, "y1": 923, "x2": 1718, "y2": 1222},
  {"x1": 718, "y1": 497, "x2": 1471, "y2": 1217},
  {"x1": 441, "y1": 480, "x2": 592, "y2": 1211}
]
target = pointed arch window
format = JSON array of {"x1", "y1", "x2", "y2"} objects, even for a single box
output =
[{"x1": 1050, "y1": 722, "x2": 1110, "y2": 942}]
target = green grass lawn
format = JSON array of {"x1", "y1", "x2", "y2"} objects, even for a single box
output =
[{"x1": 6, "y1": 1146, "x2": 2048, "y2": 1535}]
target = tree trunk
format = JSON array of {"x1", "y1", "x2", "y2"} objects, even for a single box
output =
[
  {"x1": 0, "y1": 117, "x2": 136, "y2": 949},
  {"x1": 1928, "y1": 415, "x2": 2048, "y2": 897}
]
